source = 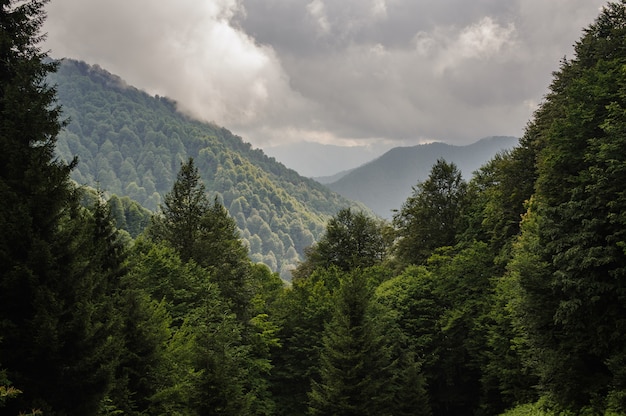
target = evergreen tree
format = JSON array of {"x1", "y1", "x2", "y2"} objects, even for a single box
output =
[
  {"x1": 150, "y1": 158, "x2": 253, "y2": 318},
  {"x1": 197, "y1": 197, "x2": 253, "y2": 319},
  {"x1": 308, "y1": 270, "x2": 394, "y2": 416},
  {"x1": 149, "y1": 157, "x2": 210, "y2": 262},
  {"x1": 0, "y1": 1, "x2": 126, "y2": 414},
  {"x1": 269, "y1": 267, "x2": 339, "y2": 416}
]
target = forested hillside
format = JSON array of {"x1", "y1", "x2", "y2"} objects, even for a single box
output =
[
  {"x1": 3, "y1": 1, "x2": 626, "y2": 415},
  {"x1": 327, "y1": 136, "x2": 518, "y2": 218},
  {"x1": 48, "y1": 59, "x2": 370, "y2": 277}
]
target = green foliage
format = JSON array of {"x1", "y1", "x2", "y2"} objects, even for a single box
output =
[
  {"x1": 4, "y1": 0, "x2": 626, "y2": 414},
  {"x1": 150, "y1": 158, "x2": 254, "y2": 318},
  {"x1": 294, "y1": 208, "x2": 392, "y2": 279},
  {"x1": 393, "y1": 159, "x2": 468, "y2": 266},
  {"x1": 308, "y1": 269, "x2": 395, "y2": 416},
  {"x1": 107, "y1": 194, "x2": 151, "y2": 238},
  {"x1": 0, "y1": 2, "x2": 129, "y2": 413},
  {"x1": 507, "y1": 2, "x2": 626, "y2": 412},
  {"x1": 460, "y1": 141, "x2": 536, "y2": 263},
  {"x1": 269, "y1": 267, "x2": 339, "y2": 416},
  {"x1": 49, "y1": 59, "x2": 371, "y2": 278}
]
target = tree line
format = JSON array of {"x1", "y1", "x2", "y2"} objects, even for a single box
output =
[{"x1": 2, "y1": 0, "x2": 626, "y2": 415}]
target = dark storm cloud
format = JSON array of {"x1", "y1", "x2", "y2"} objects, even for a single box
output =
[{"x1": 43, "y1": 0, "x2": 607, "y2": 147}]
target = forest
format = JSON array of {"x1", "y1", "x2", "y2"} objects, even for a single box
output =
[
  {"x1": 48, "y1": 57, "x2": 371, "y2": 280},
  {"x1": 2, "y1": 0, "x2": 626, "y2": 415}
]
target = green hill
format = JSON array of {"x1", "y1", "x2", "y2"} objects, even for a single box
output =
[
  {"x1": 327, "y1": 136, "x2": 519, "y2": 218},
  {"x1": 49, "y1": 59, "x2": 370, "y2": 278}
]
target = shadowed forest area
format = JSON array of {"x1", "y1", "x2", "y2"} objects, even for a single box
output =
[{"x1": 2, "y1": 1, "x2": 626, "y2": 415}]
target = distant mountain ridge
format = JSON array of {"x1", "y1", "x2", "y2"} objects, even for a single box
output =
[
  {"x1": 49, "y1": 59, "x2": 370, "y2": 278},
  {"x1": 327, "y1": 137, "x2": 519, "y2": 218}
]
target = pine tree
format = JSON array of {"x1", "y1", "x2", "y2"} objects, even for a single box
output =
[
  {"x1": 0, "y1": 1, "x2": 127, "y2": 414},
  {"x1": 308, "y1": 270, "x2": 394, "y2": 416},
  {"x1": 149, "y1": 157, "x2": 210, "y2": 262},
  {"x1": 150, "y1": 158, "x2": 253, "y2": 318}
]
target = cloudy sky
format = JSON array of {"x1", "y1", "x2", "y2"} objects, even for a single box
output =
[{"x1": 43, "y1": 0, "x2": 607, "y2": 151}]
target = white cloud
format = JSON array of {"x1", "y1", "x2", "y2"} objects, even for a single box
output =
[
  {"x1": 44, "y1": 0, "x2": 314, "y2": 142},
  {"x1": 307, "y1": 0, "x2": 331, "y2": 35},
  {"x1": 433, "y1": 17, "x2": 517, "y2": 74},
  {"x1": 371, "y1": 0, "x2": 387, "y2": 19},
  {"x1": 43, "y1": 0, "x2": 609, "y2": 150}
]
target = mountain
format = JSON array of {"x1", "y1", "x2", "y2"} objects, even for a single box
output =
[
  {"x1": 326, "y1": 137, "x2": 519, "y2": 218},
  {"x1": 49, "y1": 59, "x2": 370, "y2": 278}
]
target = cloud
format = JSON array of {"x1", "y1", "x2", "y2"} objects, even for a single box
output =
[
  {"x1": 44, "y1": 0, "x2": 311, "y2": 138},
  {"x1": 43, "y1": 0, "x2": 607, "y2": 148},
  {"x1": 307, "y1": 0, "x2": 331, "y2": 35}
]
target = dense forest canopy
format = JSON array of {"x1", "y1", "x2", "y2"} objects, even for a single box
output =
[
  {"x1": 2, "y1": 0, "x2": 626, "y2": 415},
  {"x1": 48, "y1": 58, "x2": 371, "y2": 278}
]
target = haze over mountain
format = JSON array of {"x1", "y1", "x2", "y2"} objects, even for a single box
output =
[
  {"x1": 326, "y1": 137, "x2": 519, "y2": 218},
  {"x1": 263, "y1": 141, "x2": 395, "y2": 178}
]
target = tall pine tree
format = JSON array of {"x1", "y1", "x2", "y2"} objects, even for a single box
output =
[
  {"x1": 308, "y1": 270, "x2": 394, "y2": 416},
  {"x1": 0, "y1": 2, "x2": 127, "y2": 413}
]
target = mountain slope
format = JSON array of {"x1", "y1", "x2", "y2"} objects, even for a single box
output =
[
  {"x1": 327, "y1": 137, "x2": 519, "y2": 218},
  {"x1": 49, "y1": 59, "x2": 370, "y2": 278}
]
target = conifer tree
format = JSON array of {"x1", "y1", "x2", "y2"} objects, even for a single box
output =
[
  {"x1": 308, "y1": 270, "x2": 394, "y2": 416},
  {"x1": 150, "y1": 157, "x2": 210, "y2": 262},
  {"x1": 0, "y1": 1, "x2": 126, "y2": 414},
  {"x1": 150, "y1": 158, "x2": 253, "y2": 318}
]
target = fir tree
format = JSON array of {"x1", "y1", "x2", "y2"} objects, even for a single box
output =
[
  {"x1": 0, "y1": 2, "x2": 128, "y2": 413},
  {"x1": 308, "y1": 270, "x2": 394, "y2": 416}
]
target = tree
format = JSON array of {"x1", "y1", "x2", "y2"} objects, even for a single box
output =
[
  {"x1": 150, "y1": 158, "x2": 253, "y2": 318},
  {"x1": 393, "y1": 159, "x2": 467, "y2": 266},
  {"x1": 269, "y1": 267, "x2": 340, "y2": 416},
  {"x1": 0, "y1": 2, "x2": 126, "y2": 413},
  {"x1": 459, "y1": 141, "x2": 536, "y2": 262},
  {"x1": 294, "y1": 208, "x2": 391, "y2": 279},
  {"x1": 149, "y1": 157, "x2": 210, "y2": 262},
  {"x1": 308, "y1": 270, "x2": 394, "y2": 416},
  {"x1": 197, "y1": 198, "x2": 253, "y2": 319},
  {"x1": 510, "y1": 2, "x2": 626, "y2": 412}
]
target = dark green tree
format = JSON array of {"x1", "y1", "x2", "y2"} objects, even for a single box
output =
[
  {"x1": 149, "y1": 157, "x2": 210, "y2": 262},
  {"x1": 150, "y1": 158, "x2": 253, "y2": 318},
  {"x1": 270, "y1": 267, "x2": 340, "y2": 416},
  {"x1": 510, "y1": 2, "x2": 626, "y2": 412},
  {"x1": 308, "y1": 270, "x2": 394, "y2": 416},
  {"x1": 294, "y1": 208, "x2": 391, "y2": 279},
  {"x1": 393, "y1": 159, "x2": 467, "y2": 266},
  {"x1": 196, "y1": 198, "x2": 253, "y2": 319},
  {"x1": 460, "y1": 141, "x2": 536, "y2": 262},
  {"x1": 0, "y1": 2, "x2": 126, "y2": 414}
]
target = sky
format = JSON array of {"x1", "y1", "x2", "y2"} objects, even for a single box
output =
[{"x1": 43, "y1": 0, "x2": 608, "y2": 152}]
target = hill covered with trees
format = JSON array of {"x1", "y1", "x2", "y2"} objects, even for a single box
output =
[
  {"x1": 48, "y1": 59, "x2": 370, "y2": 277},
  {"x1": 3, "y1": 1, "x2": 626, "y2": 415}
]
